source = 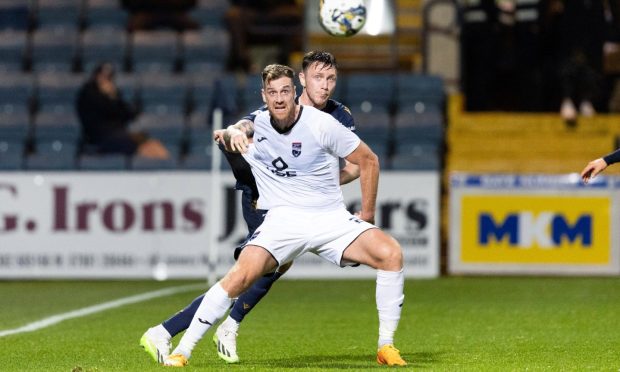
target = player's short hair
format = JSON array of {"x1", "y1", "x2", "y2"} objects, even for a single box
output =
[
  {"x1": 261, "y1": 64, "x2": 295, "y2": 87},
  {"x1": 302, "y1": 51, "x2": 338, "y2": 72}
]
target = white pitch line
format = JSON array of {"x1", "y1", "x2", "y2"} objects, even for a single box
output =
[{"x1": 0, "y1": 283, "x2": 205, "y2": 338}]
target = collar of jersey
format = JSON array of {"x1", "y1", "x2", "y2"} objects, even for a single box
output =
[{"x1": 270, "y1": 105, "x2": 303, "y2": 134}]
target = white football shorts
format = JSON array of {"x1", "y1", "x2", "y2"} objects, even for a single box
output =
[{"x1": 244, "y1": 206, "x2": 376, "y2": 267}]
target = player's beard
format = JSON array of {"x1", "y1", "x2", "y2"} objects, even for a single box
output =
[{"x1": 270, "y1": 104, "x2": 298, "y2": 129}]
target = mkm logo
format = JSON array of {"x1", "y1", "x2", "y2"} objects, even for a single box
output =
[
  {"x1": 460, "y1": 195, "x2": 610, "y2": 264},
  {"x1": 479, "y1": 212, "x2": 591, "y2": 247}
]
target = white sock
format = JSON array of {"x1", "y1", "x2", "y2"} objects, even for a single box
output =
[
  {"x1": 376, "y1": 268, "x2": 405, "y2": 348},
  {"x1": 172, "y1": 282, "x2": 233, "y2": 358},
  {"x1": 151, "y1": 324, "x2": 171, "y2": 339},
  {"x1": 220, "y1": 316, "x2": 240, "y2": 333}
]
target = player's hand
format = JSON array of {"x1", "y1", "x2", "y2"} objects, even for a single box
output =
[
  {"x1": 227, "y1": 128, "x2": 250, "y2": 153},
  {"x1": 213, "y1": 129, "x2": 225, "y2": 144},
  {"x1": 581, "y1": 158, "x2": 608, "y2": 184},
  {"x1": 355, "y1": 211, "x2": 375, "y2": 225}
]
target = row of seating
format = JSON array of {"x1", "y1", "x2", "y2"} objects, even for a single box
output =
[
  {"x1": 0, "y1": 70, "x2": 446, "y2": 171},
  {"x1": 0, "y1": 0, "x2": 228, "y2": 31},
  {"x1": 0, "y1": 69, "x2": 445, "y2": 117},
  {"x1": 0, "y1": 145, "x2": 439, "y2": 172},
  {"x1": 0, "y1": 26, "x2": 229, "y2": 74}
]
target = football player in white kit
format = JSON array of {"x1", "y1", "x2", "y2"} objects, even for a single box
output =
[{"x1": 163, "y1": 64, "x2": 406, "y2": 367}]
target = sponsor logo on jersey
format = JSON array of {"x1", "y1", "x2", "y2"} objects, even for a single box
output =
[
  {"x1": 257, "y1": 137, "x2": 267, "y2": 142},
  {"x1": 248, "y1": 230, "x2": 261, "y2": 241},
  {"x1": 292, "y1": 142, "x2": 302, "y2": 157}
]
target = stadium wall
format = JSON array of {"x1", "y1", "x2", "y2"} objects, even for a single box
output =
[{"x1": 0, "y1": 171, "x2": 439, "y2": 279}]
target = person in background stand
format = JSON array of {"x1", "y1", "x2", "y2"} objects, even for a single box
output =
[
  {"x1": 460, "y1": 0, "x2": 500, "y2": 111},
  {"x1": 76, "y1": 62, "x2": 169, "y2": 159},
  {"x1": 545, "y1": 0, "x2": 613, "y2": 122}
]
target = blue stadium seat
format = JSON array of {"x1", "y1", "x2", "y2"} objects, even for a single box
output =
[
  {"x1": 31, "y1": 25, "x2": 80, "y2": 72},
  {"x1": 343, "y1": 72, "x2": 396, "y2": 114},
  {"x1": 132, "y1": 112, "x2": 185, "y2": 150},
  {"x1": 36, "y1": 72, "x2": 85, "y2": 112},
  {"x1": 181, "y1": 27, "x2": 228, "y2": 73},
  {"x1": 0, "y1": 147, "x2": 24, "y2": 170},
  {"x1": 393, "y1": 125, "x2": 443, "y2": 151},
  {"x1": 392, "y1": 105, "x2": 444, "y2": 153},
  {"x1": 0, "y1": 29, "x2": 27, "y2": 71},
  {"x1": 239, "y1": 74, "x2": 265, "y2": 112},
  {"x1": 0, "y1": 111, "x2": 29, "y2": 168},
  {"x1": 0, "y1": 110, "x2": 30, "y2": 140},
  {"x1": 0, "y1": 132, "x2": 26, "y2": 170},
  {"x1": 114, "y1": 72, "x2": 138, "y2": 103},
  {"x1": 0, "y1": 72, "x2": 34, "y2": 108},
  {"x1": 189, "y1": 0, "x2": 228, "y2": 28},
  {"x1": 213, "y1": 73, "x2": 240, "y2": 116},
  {"x1": 137, "y1": 72, "x2": 189, "y2": 114},
  {"x1": 78, "y1": 153, "x2": 128, "y2": 170},
  {"x1": 25, "y1": 153, "x2": 77, "y2": 170},
  {"x1": 188, "y1": 73, "x2": 217, "y2": 115},
  {"x1": 130, "y1": 155, "x2": 178, "y2": 170},
  {"x1": 395, "y1": 73, "x2": 444, "y2": 114},
  {"x1": 186, "y1": 110, "x2": 213, "y2": 153},
  {"x1": 353, "y1": 111, "x2": 392, "y2": 153},
  {"x1": 36, "y1": 139, "x2": 78, "y2": 158},
  {"x1": 129, "y1": 31, "x2": 180, "y2": 73},
  {"x1": 180, "y1": 153, "x2": 212, "y2": 170},
  {"x1": 0, "y1": 1, "x2": 30, "y2": 31},
  {"x1": 83, "y1": 0, "x2": 128, "y2": 29},
  {"x1": 34, "y1": 0, "x2": 83, "y2": 28},
  {"x1": 80, "y1": 27, "x2": 127, "y2": 73},
  {"x1": 389, "y1": 153, "x2": 440, "y2": 171},
  {"x1": 33, "y1": 111, "x2": 81, "y2": 144}
]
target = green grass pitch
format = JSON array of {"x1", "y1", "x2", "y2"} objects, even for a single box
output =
[{"x1": 1, "y1": 277, "x2": 619, "y2": 371}]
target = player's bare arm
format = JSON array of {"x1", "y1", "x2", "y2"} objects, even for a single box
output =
[
  {"x1": 344, "y1": 141, "x2": 379, "y2": 224},
  {"x1": 581, "y1": 158, "x2": 608, "y2": 184},
  {"x1": 339, "y1": 160, "x2": 360, "y2": 185},
  {"x1": 223, "y1": 120, "x2": 255, "y2": 153},
  {"x1": 581, "y1": 148, "x2": 620, "y2": 184},
  {"x1": 214, "y1": 119, "x2": 255, "y2": 145}
]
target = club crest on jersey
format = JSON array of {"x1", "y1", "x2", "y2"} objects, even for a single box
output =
[{"x1": 292, "y1": 142, "x2": 302, "y2": 157}]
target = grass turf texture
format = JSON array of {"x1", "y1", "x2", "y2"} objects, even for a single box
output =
[{"x1": 1, "y1": 277, "x2": 619, "y2": 371}]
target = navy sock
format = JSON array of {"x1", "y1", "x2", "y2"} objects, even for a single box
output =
[
  {"x1": 229, "y1": 271, "x2": 282, "y2": 323},
  {"x1": 162, "y1": 294, "x2": 204, "y2": 337}
]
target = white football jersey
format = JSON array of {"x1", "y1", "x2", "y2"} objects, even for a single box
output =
[{"x1": 242, "y1": 105, "x2": 361, "y2": 211}]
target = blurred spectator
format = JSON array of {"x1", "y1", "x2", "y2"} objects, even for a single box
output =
[
  {"x1": 224, "y1": 0, "x2": 303, "y2": 72},
  {"x1": 543, "y1": 0, "x2": 620, "y2": 121},
  {"x1": 460, "y1": 0, "x2": 500, "y2": 111},
  {"x1": 76, "y1": 62, "x2": 169, "y2": 159},
  {"x1": 121, "y1": 0, "x2": 199, "y2": 32}
]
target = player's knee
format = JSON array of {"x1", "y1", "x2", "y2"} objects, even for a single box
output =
[
  {"x1": 222, "y1": 266, "x2": 261, "y2": 297},
  {"x1": 375, "y1": 242, "x2": 403, "y2": 271}
]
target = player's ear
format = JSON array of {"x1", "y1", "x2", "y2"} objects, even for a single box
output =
[
  {"x1": 299, "y1": 72, "x2": 306, "y2": 87},
  {"x1": 261, "y1": 89, "x2": 267, "y2": 103}
]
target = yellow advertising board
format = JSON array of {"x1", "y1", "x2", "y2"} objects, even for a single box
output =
[
  {"x1": 449, "y1": 174, "x2": 620, "y2": 275},
  {"x1": 460, "y1": 195, "x2": 610, "y2": 264}
]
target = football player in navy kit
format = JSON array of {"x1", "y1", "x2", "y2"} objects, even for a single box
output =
[{"x1": 141, "y1": 51, "x2": 362, "y2": 364}]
